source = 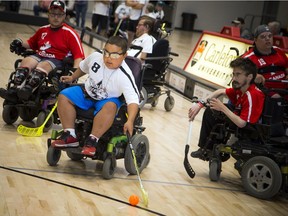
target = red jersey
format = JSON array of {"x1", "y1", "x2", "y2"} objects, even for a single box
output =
[
  {"x1": 242, "y1": 46, "x2": 288, "y2": 89},
  {"x1": 226, "y1": 84, "x2": 265, "y2": 124},
  {"x1": 27, "y1": 23, "x2": 85, "y2": 61}
]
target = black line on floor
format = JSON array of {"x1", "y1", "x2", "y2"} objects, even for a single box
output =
[{"x1": 0, "y1": 165, "x2": 166, "y2": 216}]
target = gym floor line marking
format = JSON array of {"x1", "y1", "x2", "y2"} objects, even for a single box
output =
[
  {"x1": 2, "y1": 166, "x2": 244, "y2": 193},
  {"x1": 0, "y1": 165, "x2": 166, "y2": 216}
]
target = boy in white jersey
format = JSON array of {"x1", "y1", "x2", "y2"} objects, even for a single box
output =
[{"x1": 52, "y1": 36, "x2": 140, "y2": 157}]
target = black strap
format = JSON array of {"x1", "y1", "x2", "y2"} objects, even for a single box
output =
[{"x1": 258, "y1": 66, "x2": 286, "y2": 74}]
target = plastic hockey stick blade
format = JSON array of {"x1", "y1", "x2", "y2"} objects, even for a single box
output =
[
  {"x1": 17, "y1": 102, "x2": 58, "y2": 137},
  {"x1": 127, "y1": 132, "x2": 149, "y2": 207},
  {"x1": 184, "y1": 144, "x2": 195, "y2": 178},
  {"x1": 183, "y1": 121, "x2": 196, "y2": 178}
]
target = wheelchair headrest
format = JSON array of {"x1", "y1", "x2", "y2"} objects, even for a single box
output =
[{"x1": 124, "y1": 56, "x2": 143, "y2": 91}]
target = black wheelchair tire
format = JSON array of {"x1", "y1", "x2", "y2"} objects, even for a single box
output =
[
  {"x1": 209, "y1": 158, "x2": 222, "y2": 182},
  {"x1": 164, "y1": 95, "x2": 175, "y2": 111},
  {"x1": 241, "y1": 156, "x2": 282, "y2": 199},
  {"x1": 37, "y1": 110, "x2": 54, "y2": 132},
  {"x1": 19, "y1": 107, "x2": 38, "y2": 122},
  {"x1": 66, "y1": 151, "x2": 84, "y2": 161},
  {"x1": 2, "y1": 105, "x2": 19, "y2": 124},
  {"x1": 102, "y1": 156, "x2": 117, "y2": 180},
  {"x1": 124, "y1": 134, "x2": 149, "y2": 175},
  {"x1": 46, "y1": 146, "x2": 61, "y2": 166}
]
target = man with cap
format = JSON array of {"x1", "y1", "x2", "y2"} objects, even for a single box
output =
[
  {"x1": 231, "y1": 17, "x2": 253, "y2": 40},
  {"x1": 242, "y1": 24, "x2": 288, "y2": 97},
  {"x1": 0, "y1": 0, "x2": 85, "y2": 102}
]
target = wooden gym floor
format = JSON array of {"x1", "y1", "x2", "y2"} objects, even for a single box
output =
[{"x1": 0, "y1": 21, "x2": 288, "y2": 216}]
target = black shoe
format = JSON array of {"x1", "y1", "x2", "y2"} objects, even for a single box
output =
[
  {"x1": 0, "y1": 88, "x2": 18, "y2": 103},
  {"x1": 191, "y1": 148, "x2": 211, "y2": 159},
  {"x1": 81, "y1": 136, "x2": 98, "y2": 156}
]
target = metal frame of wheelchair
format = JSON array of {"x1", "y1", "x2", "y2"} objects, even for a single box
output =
[
  {"x1": 46, "y1": 105, "x2": 150, "y2": 179},
  {"x1": 198, "y1": 96, "x2": 288, "y2": 200},
  {"x1": 2, "y1": 51, "x2": 73, "y2": 132}
]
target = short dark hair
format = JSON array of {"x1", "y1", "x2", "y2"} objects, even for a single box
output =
[
  {"x1": 105, "y1": 36, "x2": 128, "y2": 53},
  {"x1": 230, "y1": 58, "x2": 257, "y2": 83}
]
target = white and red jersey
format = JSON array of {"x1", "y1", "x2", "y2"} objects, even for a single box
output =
[
  {"x1": 27, "y1": 23, "x2": 85, "y2": 61},
  {"x1": 242, "y1": 46, "x2": 288, "y2": 89},
  {"x1": 226, "y1": 84, "x2": 265, "y2": 124}
]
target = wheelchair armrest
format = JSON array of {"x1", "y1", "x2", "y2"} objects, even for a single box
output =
[
  {"x1": 141, "y1": 56, "x2": 172, "y2": 61},
  {"x1": 169, "y1": 51, "x2": 179, "y2": 57}
]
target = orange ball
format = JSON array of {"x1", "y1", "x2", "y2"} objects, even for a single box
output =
[{"x1": 129, "y1": 194, "x2": 139, "y2": 206}]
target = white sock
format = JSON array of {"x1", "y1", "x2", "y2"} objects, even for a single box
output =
[
  {"x1": 65, "y1": 128, "x2": 76, "y2": 138},
  {"x1": 89, "y1": 134, "x2": 99, "y2": 142}
]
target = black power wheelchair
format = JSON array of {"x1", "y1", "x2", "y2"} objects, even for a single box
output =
[
  {"x1": 191, "y1": 88, "x2": 288, "y2": 200},
  {"x1": 1, "y1": 49, "x2": 74, "y2": 132},
  {"x1": 46, "y1": 56, "x2": 150, "y2": 180}
]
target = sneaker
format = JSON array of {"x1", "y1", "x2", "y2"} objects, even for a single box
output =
[
  {"x1": 81, "y1": 136, "x2": 98, "y2": 156},
  {"x1": 51, "y1": 131, "x2": 79, "y2": 148},
  {"x1": 191, "y1": 148, "x2": 206, "y2": 158}
]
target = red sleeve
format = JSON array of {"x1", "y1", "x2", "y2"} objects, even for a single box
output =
[
  {"x1": 64, "y1": 25, "x2": 85, "y2": 60},
  {"x1": 225, "y1": 88, "x2": 237, "y2": 105},
  {"x1": 27, "y1": 29, "x2": 42, "y2": 51}
]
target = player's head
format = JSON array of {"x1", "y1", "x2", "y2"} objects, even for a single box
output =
[{"x1": 103, "y1": 36, "x2": 128, "y2": 69}]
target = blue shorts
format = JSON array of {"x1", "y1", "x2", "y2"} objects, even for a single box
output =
[
  {"x1": 30, "y1": 54, "x2": 63, "y2": 69},
  {"x1": 60, "y1": 85, "x2": 123, "y2": 115}
]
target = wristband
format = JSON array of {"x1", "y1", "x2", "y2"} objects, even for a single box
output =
[{"x1": 197, "y1": 102, "x2": 204, "y2": 108}]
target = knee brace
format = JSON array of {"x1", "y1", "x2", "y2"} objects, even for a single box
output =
[
  {"x1": 14, "y1": 67, "x2": 29, "y2": 85},
  {"x1": 26, "y1": 69, "x2": 47, "y2": 89}
]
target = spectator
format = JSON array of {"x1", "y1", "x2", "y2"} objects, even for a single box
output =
[
  {"x1": 51, "y1": 36, "x2": 140, "y2": 157},
  {"x1": 189, "y1": 58, "x2": 265, "y2": 158},
  {"x1": 74, "y1": 0, "x2": 88, "y2": 28},
  {"x1": 125, "y1": 0, "x2": 148, "y2": 46},
  {"x1": 127, "y1": 15, "x2": 156, "y2": 62},
  {"x1": 4, "y1": 1, "x2": 21, "y2": 13},
  {"x1": 268, "y1": 21, "x2": 281, "y2": 36},
  {"x1": 153, "y1": 1, "x2": 164, "y2": 20},
  {"x1": 242, "y1": 24, "x2": 288, "y2": 98},
  {"x1": 144, "y1": 3, "x2": 156, "y2": 19},
  {"x1": 231, "y1": 17, "x2": 253, "y2": 40},
  {"x1": 114, "y1": 1, "x2": 131, "y2": 33},
  {"x1": 0, "y1": 0, "x2": 85, "y2": 102},
  {"x1": 91, "y1": 0, "x2": 110, "y2": 36},
  {"x1": 33, "y1": 0, "x2": 51, "y2": 16}
]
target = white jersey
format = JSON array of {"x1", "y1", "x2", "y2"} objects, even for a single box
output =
[
  {"x1": 92, "y1": 1, "x2": 109, "y2": 16},
  {"x1": 129, "y1": 0, "x2": 147, "y2": 20},
  {"x1": 128, "y1": 33, "x2": 156, "y2": 57},
  {"x1": 79, "y1": 52, "x2": 139, "y2": 105}
]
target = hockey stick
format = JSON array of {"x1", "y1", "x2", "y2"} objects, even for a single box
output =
[
  {"x1": 17, "y1": 102, "x2": 58, "y2": 137},
  {"x1": 113, "y1": 19, "x2": 123, "y2": 36},
  {"x1": 184, "y1": 121, "x2": 196, "y2": 178},
  {"x1": 126, "y1": 132, "x2": 149, "y2": 207}
]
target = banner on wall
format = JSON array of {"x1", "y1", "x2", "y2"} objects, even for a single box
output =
[{"x1": 183, "y1": 31, "x2": 253, "y2": 88}]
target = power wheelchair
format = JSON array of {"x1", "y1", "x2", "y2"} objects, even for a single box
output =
[
  {"x1": 139, "y1": 37, "x2": 178, "y2": 111},
  {"x1": 46, "y1": 56, "x2": 150, "y2": 180},
  {"x1": 1, "y1": 49, "x2": 74, "y2": 132},
  {"x1": 191, "y1": 91, "x2": 288, "y2": 200}
]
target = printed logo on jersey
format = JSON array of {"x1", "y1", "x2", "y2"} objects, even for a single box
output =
[
  {"x1": 40, "y1": 41, "x2": 51, "y2": 51},
  {"x1": 258, "y1": 58, "x2": 266, "y2": 66},
  {"x1": 41, "y1": 32, "x2": 47, "y2": 40}
]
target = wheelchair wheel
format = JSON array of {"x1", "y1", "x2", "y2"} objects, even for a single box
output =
[
  {"x1": 19, "y1": 107, "x2": 38, "y2": 122},
  {"x1": 2, "y1": 105, "x2": 19, "y2": 124},
  {"x1": 102, "y1": 156, "x2": 117, "y2": 180},
  {"x1": 139, "y1": 87, "x2": 148, "y2": 109},
  {"x1": 46, "y1": 146, "x2": 61, "y2": 166},
  {"x1": 164, "y1": 95, "x2": 175, "y2": 111},
  {"x1": 36, "y1": 110, "x2": 54, "y2": 132},
  {"x1": 151, "y1": 98, "x2": 159, "y2": 107},
  {"x1": 124, "y1": 134, "x2": 149, "y2": 175},
  {"x1": 241, "y1": 156, "x2": 282, "y2": 199},
  {"x1": 209, "y1": 158, "x2": 222, "y2": 182},
  {"x1": 66, "y1": 151, "x2": 84, "y2": 161}
]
